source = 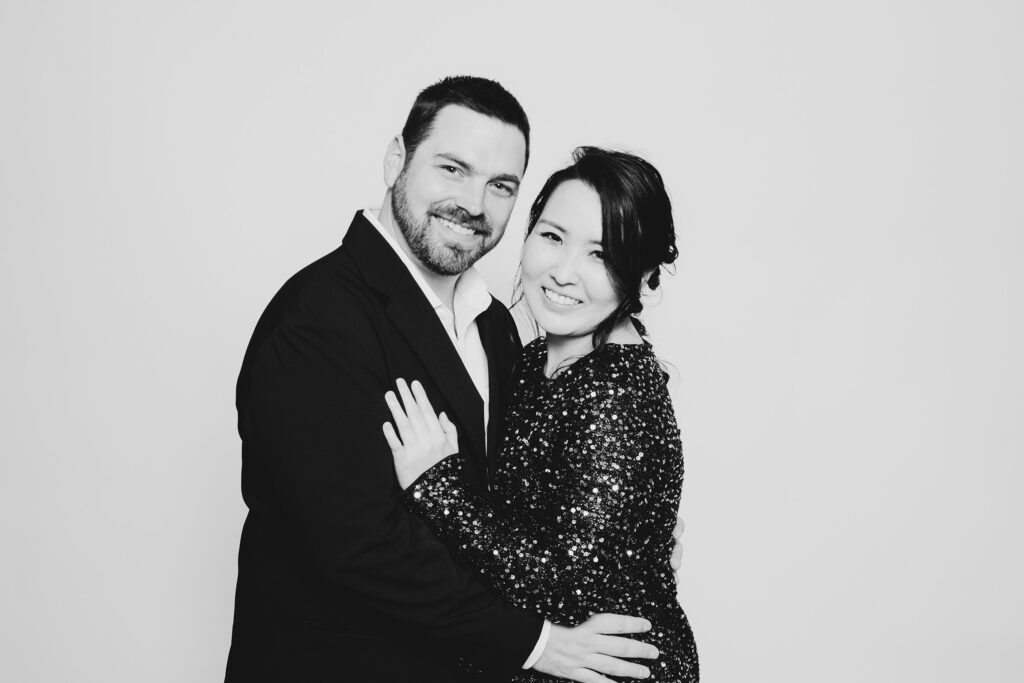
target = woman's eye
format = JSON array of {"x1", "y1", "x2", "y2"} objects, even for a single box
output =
[
  {"x1": 591, "y1": 250, "x2": 605, "y2": 261},
  {"x1": 539, "y1": 231, "x2": 561, "y2": 243}
]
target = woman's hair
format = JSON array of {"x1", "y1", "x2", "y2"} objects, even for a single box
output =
[{"x1": 520, "y1": 146, "x2": 679, "y2": 349}]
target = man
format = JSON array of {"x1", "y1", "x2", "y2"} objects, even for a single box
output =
[{"x1": 226, "y1": 77, "x2": 659, "y2": 682}]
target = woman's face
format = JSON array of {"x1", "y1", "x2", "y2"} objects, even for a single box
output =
[{"x1": 521, "y1": 180, "x2": 621, "y2": 344}]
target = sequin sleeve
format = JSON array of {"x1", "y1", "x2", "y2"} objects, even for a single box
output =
[{"x1": 403, "y1": 377, "x2": 673, "y2": 617}]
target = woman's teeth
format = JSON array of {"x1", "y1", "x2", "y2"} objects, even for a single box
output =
[{"x1": 543, "y1": 288, "x2": 582, "y2": 306}]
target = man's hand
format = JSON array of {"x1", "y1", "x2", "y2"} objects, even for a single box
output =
[
  {"x1": 670, "y1": 514, "x2": 685, "y2": 571},
  {"x1": 533, "y1": 614, "x2": 658, "y2": 682}
]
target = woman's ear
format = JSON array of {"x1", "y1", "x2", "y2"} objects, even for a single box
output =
[
  {"x1": 644, "y1": 267, "x2": 660, "y2": 290},
  {"x1": 383, "y1": 135, "x2": 406, "y2": 188}
]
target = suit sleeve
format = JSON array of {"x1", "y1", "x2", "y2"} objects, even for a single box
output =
[{"x1": 239, "y1": 305, "x2": 541, "y2": 677}]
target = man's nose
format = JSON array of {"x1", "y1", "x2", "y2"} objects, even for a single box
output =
[{"x1": 456, "y1": 179, "x2": 487, "y2": 217}]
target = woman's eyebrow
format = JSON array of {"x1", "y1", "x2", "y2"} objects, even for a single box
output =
[{"x1": 536, "y1": 219, "x2": 566, "y2": 232}]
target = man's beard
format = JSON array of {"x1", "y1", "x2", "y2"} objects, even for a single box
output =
[{"x1": 391, "y1": 171, "x2": 497, "y2": 276}]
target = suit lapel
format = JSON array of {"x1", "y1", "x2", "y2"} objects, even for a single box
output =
[
  {"x1": 343, "y1": 214, "x2": 486, "y2": 469},
  {"x1": 478, "y1": 301, "x2": 522, "y2": 476}
]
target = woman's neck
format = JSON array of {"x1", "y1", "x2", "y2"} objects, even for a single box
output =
[
  {"x1": 543, "y1": 319, "x2": 644, "y2": 378},
  {"x1": 543, "y1": 334, "x2": 595, "y2": 378}
]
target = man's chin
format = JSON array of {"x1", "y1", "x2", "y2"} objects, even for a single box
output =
[
  {"x1": 424, "y1": 245, "x2": 485, "y2": 276},
  {"x1": 426, "y1": 256, "x2": 475, "y2": 277}
]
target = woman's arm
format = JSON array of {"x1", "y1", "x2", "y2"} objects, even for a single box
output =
[
  {"x1": 382, "y1": 377, "x2": 665, "y2": 680},
  {"x1": 390, "y1": 376, "x2": 678, "y2": 610}
]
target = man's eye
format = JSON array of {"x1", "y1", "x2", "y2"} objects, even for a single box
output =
[
  {"x1": 440, "y1": 165, "x2": 461, "y2": 175},
  {"x1": 491, "y1": 182, "x2": 514, "y2": 197}
]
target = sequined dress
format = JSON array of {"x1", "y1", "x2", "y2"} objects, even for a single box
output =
[{"x1": 404, "y1": 338, "x2": 699, "y2": 682}]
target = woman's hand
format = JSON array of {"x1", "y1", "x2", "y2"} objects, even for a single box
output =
[{"x1": 383, "y1": 378, "x2": 459, "y2": 490}]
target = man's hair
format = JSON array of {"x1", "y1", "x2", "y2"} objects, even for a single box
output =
[{"x1": 401, "y1": 76, "x2": 530, "y2": 170}]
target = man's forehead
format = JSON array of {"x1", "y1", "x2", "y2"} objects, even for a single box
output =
[{"x1": 416, "y1": 105, "x2": 526, "y2": 176}]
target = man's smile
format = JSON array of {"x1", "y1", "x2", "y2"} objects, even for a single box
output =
[{"x1": 430, "y1": 213, "x2": 489, "y2": 240}]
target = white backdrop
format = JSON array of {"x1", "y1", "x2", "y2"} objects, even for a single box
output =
[{"x1": 1, "y1": 2, "x2": 1022, "y2": 681}]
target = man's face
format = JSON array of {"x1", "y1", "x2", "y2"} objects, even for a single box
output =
[{"x1": 389, "y1": 105, "x2": 527, "y2": 276}]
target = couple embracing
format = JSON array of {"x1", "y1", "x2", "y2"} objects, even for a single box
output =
[{"x1": 226, "y1": 76, "x2": 698, "y2": 683}]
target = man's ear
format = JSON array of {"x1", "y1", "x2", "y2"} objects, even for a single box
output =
[{"x1": 383, "y1": 135, "x2": 406, "y2": 188}]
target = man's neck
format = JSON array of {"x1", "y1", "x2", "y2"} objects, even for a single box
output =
[{"x1": 375, "y1": 198, "x2": 459, "y2": 309}]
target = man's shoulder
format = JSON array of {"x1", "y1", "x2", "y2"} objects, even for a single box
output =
[
  {"x1": 271, "y1": 245, "x2": 367, "y2": 314},
  {"x1": 242, "y1": 241, "x2": 383, "y2": 359},
  {"x1": 266, "y1": 212, "x2": 388, "y2": 313}
]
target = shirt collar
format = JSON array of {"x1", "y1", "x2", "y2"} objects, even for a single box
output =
[{"x1": 360, "y1": 208, "x2": 492, "y2": 334}]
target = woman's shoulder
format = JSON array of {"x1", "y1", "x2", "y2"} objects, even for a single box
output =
[
  {"x1": 585, "y1": 342, "x2": 663, "y2": 383},
  {"x1": 519, "y1": 337, "x2": 669, "y2": 394},
  {"x1": 558, "y1": 342, "x2": 667, "y2": 408}
]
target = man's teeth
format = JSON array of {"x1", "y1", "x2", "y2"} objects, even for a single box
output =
[
  {"x1": 436, "y1": 216, "x2": 475, "y2": 236},
  {"x1": 543, "y1": 288, "x2": 582, "y2": 306}
]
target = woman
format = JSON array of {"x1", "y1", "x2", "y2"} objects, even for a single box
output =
[{"x1": 384, "y1": 147, "x2": 698, "y2": 682}]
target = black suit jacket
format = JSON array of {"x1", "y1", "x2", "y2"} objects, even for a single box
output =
[{"x1": 225, "y1": 213, "x2": 541, "y2": 682}]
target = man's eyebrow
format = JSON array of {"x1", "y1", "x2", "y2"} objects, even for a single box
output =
[
  {"x1": 435, "y1": 153, "x2": 470, "y2": 169},
  {"x1": 491, "y1": 173, "x2": 522, "y2": 186},
  {"x1": 435, "y1": 153, "x2": 521, "y2": 186}
]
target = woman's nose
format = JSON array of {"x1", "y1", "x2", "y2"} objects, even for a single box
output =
[{"x1": 550, "y1": 253, "x2": 580, "y2": 285}]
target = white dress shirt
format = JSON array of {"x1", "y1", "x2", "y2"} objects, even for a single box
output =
[{"x1": 361, "y1": 209, "x2": 550, "y2": 667}]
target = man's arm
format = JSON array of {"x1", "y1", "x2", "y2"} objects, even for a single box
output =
[{"x1": 240, "y1": 311, "x2": 540, "y2": 677}]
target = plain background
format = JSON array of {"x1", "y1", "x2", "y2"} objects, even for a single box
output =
[{"x1": 1, "y1": 1, "x2": 1022, "y2": 681}]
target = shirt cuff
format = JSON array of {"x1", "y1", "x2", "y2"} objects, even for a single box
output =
[{"x1": 522, "y1": 620, "x2": 552, "y2": 669}]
